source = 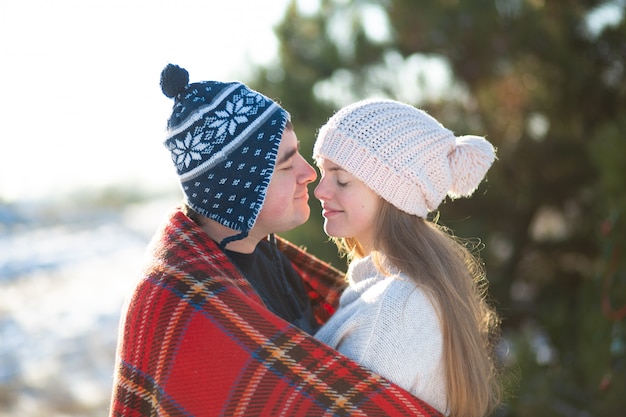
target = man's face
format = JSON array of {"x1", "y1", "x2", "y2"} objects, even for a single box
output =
[{"x1": 252, "y1": 127, "x2": 317, "y2": 237}]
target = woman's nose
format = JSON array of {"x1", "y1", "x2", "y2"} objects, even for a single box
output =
[{"x1": 314, "y1": 177, "x2": 327, "y2": 200}]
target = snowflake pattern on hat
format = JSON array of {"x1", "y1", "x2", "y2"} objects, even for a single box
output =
[
  {"x1": 163, "y1": 79, "x2": 288, "y2": 233},
  {"x1": 170, "y1": 132, "x2": 212, "y2": 169}
]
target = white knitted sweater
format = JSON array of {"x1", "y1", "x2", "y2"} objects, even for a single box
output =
[{"x1": 315, "y1": 256, "x2": 448, "y2": 415}]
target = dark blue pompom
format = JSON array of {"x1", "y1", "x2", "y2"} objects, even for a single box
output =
[{"x1": 160, "y1": 64, "x2": 189, "y2": 98}]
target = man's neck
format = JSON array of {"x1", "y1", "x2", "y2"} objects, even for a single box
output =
[{"x1": 196, "y1": 217, "x2": 264, "y2": 254}]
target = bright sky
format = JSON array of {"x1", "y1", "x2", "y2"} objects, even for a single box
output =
[
  {"x1": 2, "y1": 0, "x2": 622, "y2": 203},
  {"x1": 0, "y1": 0, "x2": 299, "y2": 202}
]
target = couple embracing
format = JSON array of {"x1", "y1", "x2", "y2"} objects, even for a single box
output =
[{"x1": 109, "y1": 64, "x2": 502, "y2": 417}]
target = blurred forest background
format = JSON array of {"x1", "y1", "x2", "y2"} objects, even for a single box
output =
[{"x1": 251, "y1": 0, "x2": 626, "y2": 415}]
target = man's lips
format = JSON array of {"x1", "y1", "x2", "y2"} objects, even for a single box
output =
[{"x1": 295, "y1": 192, "x2": 309, "y2": 200}]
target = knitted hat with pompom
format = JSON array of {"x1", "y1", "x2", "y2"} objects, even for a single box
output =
[
  {"x1": 160, "y1": 64, "x2": 289, "y2": 242},
  {"x1": 313, "y1": 99, "x2": 496, "y2": 218}
]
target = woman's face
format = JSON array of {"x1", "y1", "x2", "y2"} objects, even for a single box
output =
[{"x1": 314, "y1": 158, "x2": 381, "y2": 253}]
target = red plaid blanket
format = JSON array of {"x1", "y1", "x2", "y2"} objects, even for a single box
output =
[{"x1": 109, "y1": 208, "x2": 441, "y2": 416}]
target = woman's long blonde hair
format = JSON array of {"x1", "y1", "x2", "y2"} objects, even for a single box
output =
[{"x1": 332, "y1": 200, "x2": 502, "y2": 417}]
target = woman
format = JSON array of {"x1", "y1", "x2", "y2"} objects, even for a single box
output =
[{"x1": 313, "y1": 99, "x2": 502, "y2": 417}]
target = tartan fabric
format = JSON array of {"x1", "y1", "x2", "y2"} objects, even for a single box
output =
[
  {"x1": 109, "y1": 208, "x2": 442, "y2": 417},
  {"x1": 274, "y1": 236, "x2": 345, "y2": 326}
]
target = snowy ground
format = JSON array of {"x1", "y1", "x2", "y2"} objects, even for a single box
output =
[{"x1": 0, "y1": 197, "x2": 178, "y2": 417}]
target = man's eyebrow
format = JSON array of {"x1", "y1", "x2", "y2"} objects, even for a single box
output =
[{"x1": 276, "y1": 142, "x2": 300, "y2": 165}]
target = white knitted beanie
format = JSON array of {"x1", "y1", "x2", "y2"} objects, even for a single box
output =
[{"x1": 313, "y1": 99, "x2": 496, "y2": 218}]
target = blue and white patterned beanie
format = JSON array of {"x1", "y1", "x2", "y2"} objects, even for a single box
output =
[{"x1": 160, "y1": 64, "x2": 289, "y2": 241}]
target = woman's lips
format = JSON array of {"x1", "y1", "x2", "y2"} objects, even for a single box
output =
[{"x1": 321, "y1": 207, "x2": 342, "y2": 218}]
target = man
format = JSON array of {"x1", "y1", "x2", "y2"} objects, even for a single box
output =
[{"x1": 109, "y1": 64, "x2": 441, "y2": 416}]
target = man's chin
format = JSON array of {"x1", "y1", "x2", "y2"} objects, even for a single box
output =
[{"x1": 283, "y1": 211, "x2": 311, "y2": 232}]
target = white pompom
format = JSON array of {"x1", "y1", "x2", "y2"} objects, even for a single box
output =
[{"x1": 448, "y1": 135, "x2": 496, "y2": 198}]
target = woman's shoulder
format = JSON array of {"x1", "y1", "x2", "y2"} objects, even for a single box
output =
[
  {"x1": 347, "y1": 259, "x2": 433, "y2": 307},
  {"x1": 375, "y1": 274, "x2": 436, "y2": 311}
]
